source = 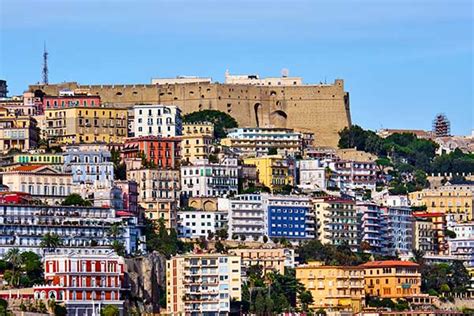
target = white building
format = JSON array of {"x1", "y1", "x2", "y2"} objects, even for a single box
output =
[
  {"x1": 180, "y1": 158, "x2": 238, "y2": 199},
  {"x1": 177, "y1": 210, "x2": 225, "y2": 239},
  {"x1": 226, "y1": 194, "x2": 266, "y2": 241},
  {"x1": 329, "y1": 160, "x2": 377, "y2": 198},
  {"x1": 222, "y1": 127, "x2": 303, "y2": 157},
  {"x1": 384, "y1": 206, "x2": 413, "y2": 255},
  {"x1": 297, "y1": 159, "x2": 327, "y2": 190},
  {"x1": 224, "y1": 70, "x2": 303, "y2": 86},
  {"x1": 132, "y1": 105, "x2": 182, "y2": 138}
]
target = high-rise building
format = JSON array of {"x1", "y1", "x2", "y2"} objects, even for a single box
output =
[{"x1": 166, "y1": 253, "x2": 242, "y2": 315}]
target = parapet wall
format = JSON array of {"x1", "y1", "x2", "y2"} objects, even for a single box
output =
[{"x1": 30, "y1": 80, "x2": 351, "y2": 147}]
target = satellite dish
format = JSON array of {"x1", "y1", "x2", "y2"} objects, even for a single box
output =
[{"x1": 281, "y1": 68, "x2": 289, "y2": 78}]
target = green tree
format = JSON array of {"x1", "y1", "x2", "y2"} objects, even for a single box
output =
[
  {"x1": 299, "y1": 290, "x2": 314, "y2": 312},
  {"x1": 61, "y1": 193, "x2": 92, "y2": 206},
  {"x1": 54, "y1": 304, "x2": 67, "y2": 316},
  {"x1": 144, "y1": 218, "x2": 193, "y2": 258},
  {"x1": 4, "y1": 248, "x2": 23, "y2": 287},
  {"x1": 40, "y1": 233, "x2": 63, "y2": 252},
  {"x1": 110, "y1": 240, "x2": 126, "y2": 256},
  {"x1": 264, "y1": 295, "x2": 274, "y2": 315},
  {"x1": 268, "y1": 148, "x2": 278, "y2": 155},
  {"x1": 101, "y1": 305, "x2": 120, "y2": 316},
  {"x1": 215, "y1": 229, "x2": 229, "y2": 240},
  {"x1": 183, "y1": 110, "x2": 238, "y2": 139},
  {"x1": 254, "y1": 291, "x2": 265, "y2": 315},
  {"x1": 108, "y1": 223, "x2": 123, "y2": 239},
  {"x1": 262, "y1": 235, "x2": 268, "y2": 243}
]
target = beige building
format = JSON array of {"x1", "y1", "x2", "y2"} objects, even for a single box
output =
[
  {"x1": 0, "y1": 165, "x2": 72, "y2": 204},
  {"x1": 412, "y1": 217, "x2": 436, "y2": 254},
  {"x1": 45, "y1": 106, "x2": 127, "y2": 145},
  {"x1": 181, "y1": 122, "x2": 214, "y2": 163},
  {"x1": 126, "y1": 168, "x2": 180, "y2": 230},
  {"x1": 229, "y1": 248, "x2": 295, "y2": 275},
  {"x1": 409, "y1": 185, "x2": 473, "y2": 221},
  {"x1": 295, "y1": 261, "x2": 365, "y2": 312},
  {"x1": 30, "y1": 76, "x2": 351, "y2": 148},
  {"x1": 313, "y1": 197, "x2": 359, "y2": 251},
  {"x1": 0, "y1": 107, "x2": 39, "y2": 153},
  {"x1": 166, "y1": 253, "x2": 241, "y2": 315}
]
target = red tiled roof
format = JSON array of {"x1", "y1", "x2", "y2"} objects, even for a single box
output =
[
  {"x1": 11, "y1": 165, "x2": 45, "y2": 172},
  {"x1": 359, "y1": 260, "x2": 419, "y2": 268},
  {"x1": 413, "y1": 212, "x2": 445, "y2": 218}
]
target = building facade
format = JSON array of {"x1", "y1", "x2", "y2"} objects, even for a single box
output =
[
  {"x1": 45, "y1": 106, "x2": 127, "y2": 144},
  {"x1": 229, "y1": 248, "x2": 295, "y2": 275},
  {"x1": 296, "y1": 261, "x2": 365, "y2": 313},
  {"x1": 0, "y1": 165, "x2": 73, "y2": 204},
  {"x1": 357, "y1": 202, "x2": 388, "y2": 255},
  {"x1": 243, "y1": 155, "x2": 293, "y2": 191},
  {"x1": 222, "y1": 127, "x2": 302, "y2": 157},
  {"x1": 122, "y1": 136, "x2": 181, "y2": 169},
  {"x1": 227, "y1": 194, "x2": 266, "y2": 241},
  {"x1": 132, "y1": 104, "x2": 182, "y2": 138},
  {"x1": 33, "y1": 250, "x2": 124, "y2": 316},
  {"x1": 359, "y1": 261, "x2": 421, "y2": 299},
  {"x1": 166, "y1": 254, "x2": 242, "y2": 315},
  {"x1": 0, "y1": 107, "x2": 39, "y2": 153},
  {"x1": 180, "y1": 158, "x2": 238, "y2": 199},
  {"x1": 385, "y1": 207, "x2": 414, "y2": 255},
  {"x1": 181, "y1": 122, "x2": 214, "y2": 163},
  {"x1": 263, "y1": 194, "x2": 314, "y2": 241},
  {"x1": 297, "y1": 159, "x2": 327, "y2": 190},
  {"x1": 314, "y1": 198, "x2": 359, "y2": 251}
]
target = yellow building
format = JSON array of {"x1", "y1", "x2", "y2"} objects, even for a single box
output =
[
  {"x1": 166, "y1": 253, "x2": 242, "y2": 315},
  {"x1": 0, "y1": 107, "x2": 39, "y2": 153},
  {"x1": 181, "y1": 122, "x2": 214, "y2": 163},
  {"x1": 295, "y1": 261, "x2": 365, "y2": 312},
  {"x1": 243, "y1": 155, "x2": 293, "y2": 191},
  {"x1": 359, "y1": 260, "x2": 421, "y2": 299},
  {"x1": 409, "y1": 185, "x2": 473, "y2": 221},
  {"x1": 45, "y1": 106, "x2": 127, "y2": 145}
]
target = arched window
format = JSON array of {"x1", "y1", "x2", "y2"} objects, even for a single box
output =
[{"x1": 101, "y1": 291, "x2": 106, "y2": 300}]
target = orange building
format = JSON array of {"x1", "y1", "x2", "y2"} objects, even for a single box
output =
[
  {"x1": 359, "y1": 261, "x2": 421, "y2": 299},
  {"x1": 122, "y1": 136, "x2": 181, "y2": 169}
]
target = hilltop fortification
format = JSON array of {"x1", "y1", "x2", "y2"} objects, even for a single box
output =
[{"x1": 30, "y1": 75, "x2": 351, "y2": 147}]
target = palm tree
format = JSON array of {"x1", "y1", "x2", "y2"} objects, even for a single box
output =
[
  {"x1": 5, "y1": 248, "x2": 23, "y2": 287},
  {"x1": 40, "y1": 233, "x2": 63, "y2": 253},
  {"x1": 108, "y1": 223, "x2": 123, "y2": 240}
]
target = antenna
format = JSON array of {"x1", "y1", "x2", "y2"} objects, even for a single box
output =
[{"x1": 42, "y1": 42, "x2": 49, "y2": 85}]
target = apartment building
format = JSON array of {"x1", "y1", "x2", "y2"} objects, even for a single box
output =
[
  {"x1": 329, "y1": 160, "x2": 377, "y2": 197},
  {"x1": 263, "y1": 194, "x2": 315, "y2": 242},
  {"x1": 221, "y1": 127, "x2": 302, "y2": 157},
  {"x1": 384, "y1": 207, "x2": 414, "y2": 255},
  {"x1": 313, "y1": 198, "x2": 359, "y2": 252},
  {"x1": 180, "y1": 158, "x2": 238, "y2": 199},
  {"x1": 409, "y1": 185, "x2": 473, "y2": 221},
  {"x1": 45, "y1": 106, "x2": 127, "y2": 144},
  {"x1": 357, "y1": 202, "x2": 388, "y2": 255},
  {"x1": 227, "y1": 194, "x2": 266, "y2": 241},
  {"x1": 359, "y1": 261, "x2": 421, "y2": 299},
  {"x1": 13, "y1": 152, "x2": 64, "y2": 166},
  {"x1": 63, "y1": 144, "x2": 114, "y2": 186},
  {"x1": 181, "y1": 122, "x2": 214, "y2": 163},
  {"x1": 166, "y1": 254, "x2": 242, "y2": 315},
  {"x1": 132, "y1": 104, "x2": 182, "y2": 138},
  {"x1": 177, "y1": 209, "x2": 224, "y2": 239},
  {"x1": 296, "y1": 261, "x2": 365, "y2": 313},
  {"x1": 0, "y1": 107, "x2": 39, "y2": 153},
  {"x1": 243, "y1": 155, "x2": 293, "y2": 191},
  {"x1": 297, "y1": 159, "x2": 327, "y2": 190},
  {"x1": 126, "y1": 168, "x2": 180, "y2": 229},
  {"x1": 0, "y1": 204, "x2": 143, "y2": 257},
  {"x1": 412, "y1": 216, "x2": 436, "y2": 255},
  {"x1": 33, "y1": 250, "x2": 124, "y2": 316},
  {"x1": 122, "y1": 136, "x2": 181, "y2": 169}
]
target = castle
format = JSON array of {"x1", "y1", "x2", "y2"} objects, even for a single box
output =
[{"x1": 29, "y1": 72, "x2": 351, "y2": 147}]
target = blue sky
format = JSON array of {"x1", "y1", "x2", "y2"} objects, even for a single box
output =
[{"x1": 1, "y1": 0, "x2": 472, "y2": 135}]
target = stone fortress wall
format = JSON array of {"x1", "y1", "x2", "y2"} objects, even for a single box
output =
[{"x1": 30, "y1": 78, "x2": 351, "y2": 147}]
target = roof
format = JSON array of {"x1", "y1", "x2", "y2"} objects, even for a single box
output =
[
  {"x1": 11, "y1": 165, "x2": 46, "y2": 172},
  {"x1": 359, "y1": 260, "x2": 419, "y2": 268}
]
